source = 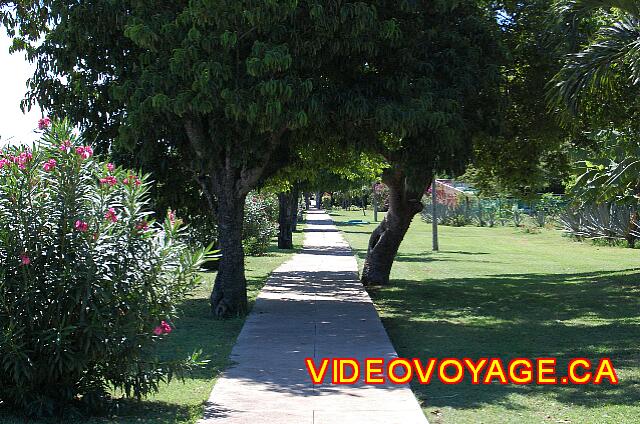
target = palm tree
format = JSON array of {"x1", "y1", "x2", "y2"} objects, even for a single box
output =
[
  {"x1": 550, "y1": 2, "x2": 640, "y2": 245},
  {"x1": 549, "y1": 0, "x2": 640, "y2": 114}
]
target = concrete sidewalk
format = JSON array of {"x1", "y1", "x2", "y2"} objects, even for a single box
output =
[{"x1": 199, "y1": 210, "x2": 427, "y2": 424}]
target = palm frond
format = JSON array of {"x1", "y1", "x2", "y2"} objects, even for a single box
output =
[
  {"x1": 548, "y1": 17, "x2": 640, "y2": 114},
  {"x1": 555, "y1": 0, "x2": 640, "y2": 19}
]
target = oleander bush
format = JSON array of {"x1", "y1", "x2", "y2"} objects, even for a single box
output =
[
  {"x1": 0, "y1": 119, "x2": 209, "y2": 417},
  {"x1": 373, "y1": 182, "x2": 390, "y2": 211}
]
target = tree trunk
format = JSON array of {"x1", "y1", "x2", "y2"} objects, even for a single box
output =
[
  {"x1": 210, "y1": 188, "x2": 248, "y2": 317},
  {"x1": 362, "y1": 193, "x2": 367, "y2": 215},
  {"x1": 361, "y1": 169, "x2": 429, "y2": 286},
  {"x1": 278, "y1": 187, "x2": 299, "y2": 249},
  {"x1": 315, "y1": 191, "x2": 321, "y2": 209},
  {"x1": 291, "y1": 189, "x2": 299, "y2": 232},
  {"x1": 184, "y1": 119, "x2": 285, "y2": 318},
  {"x1": 304, "y1": 192, "x2": 311, "y2": 210},
  {"x1": 292, "y1": 208, "x2": 299, "y2": 232}
]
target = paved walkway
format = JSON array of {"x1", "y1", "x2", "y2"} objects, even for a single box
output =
[{"x1": 199, "y1": 210, "x2": 427, "y2": 424}]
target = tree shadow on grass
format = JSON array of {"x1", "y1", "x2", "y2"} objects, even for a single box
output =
[
  {"x1": 393, "y1": 254, "x2": 499, "y2": 264},
  {"x1": 369, "y1": 269, "x2": 640, "y2": 411},
  {"x1": 349, "y1": 245, "x2": 495, "y2": 264},
  {"x1": 0, "y1": 402, "x2": 197, "y2": 424},
  {"x1": 333, "y1": 220, "x2": 370, "y2": 227},
  {"x1": 252, "y1": 244, "x2": 298, "y2": 257},
  {"x1": 332, "y1": 220, "x2": 376, "y2": 234},
  {"x1": 157, "y1": 298, "x2": 244, "y2": 380},
  {"x1": 104, "y1": 400, "x2": 198, "y2": 424}
]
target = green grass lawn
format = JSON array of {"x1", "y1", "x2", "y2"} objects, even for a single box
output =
[
  {"x1": 331, "y1": 209, "x2": 640, "y2": 424},
  {"x1": 0, "y1": 226, "x2": 305, "y2": 424}
]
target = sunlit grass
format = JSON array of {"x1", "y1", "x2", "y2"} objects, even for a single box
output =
[{"x1": 332, "y1": 209, "x2": 640, "y2": 424}]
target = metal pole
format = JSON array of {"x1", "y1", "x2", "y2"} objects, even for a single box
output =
[{"x1": 432, "y1": 179, "x2": 439, "y2": 251}]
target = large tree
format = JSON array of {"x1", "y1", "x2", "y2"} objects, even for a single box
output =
[
  {"x1": 468, "y1": 0, "x2": 577, "y2": 197},
  {"x1": 351, "y1": 1, "x2": 504, "y2": 285},
  {"x1": 2, "y1": 1, "x2": 392, "y2": 316}
]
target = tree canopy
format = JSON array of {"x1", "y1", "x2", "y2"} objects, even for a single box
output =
[
  {"x1": 348, "y1": 1, "x2": 505, "y2": 285},
  {"x1": 2, "y1": 0, "x2": 509, "y2": 308}
]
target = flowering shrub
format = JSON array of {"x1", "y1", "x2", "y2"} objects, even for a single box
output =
[
  {"x1": 0, "y1": 119, "x2": 209, "y2": 416},
  {"x1": 243, "y1": 192, "x2": 278, "y2": 256},
  {"x1": 373, "y1": 183, "x2": 390, "y2": 211},
  {"x1": 321, "y1": 193, "x2": 332, "y2": 210}
]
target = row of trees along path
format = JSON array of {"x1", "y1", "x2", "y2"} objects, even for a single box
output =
[{"x1": 3, "y1": 1, "x2": 502, "y2": 316}]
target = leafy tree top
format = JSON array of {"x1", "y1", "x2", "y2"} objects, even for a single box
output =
[
  {"x1": 549, "y1": 0, "x2": 640, "y2": 126},
  {"x1": 3, "y1": 1, "x2": 503, "y2": 190}
]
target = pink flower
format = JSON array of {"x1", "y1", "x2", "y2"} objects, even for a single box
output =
[
  {"x1": 38, "y1": 117, "x2": 51, "y2": 130},
  {"x1": 153, "y1": 321, "x2": 172, "y2": 336},
  {"x1": 43, "y1": 159, "x2": 57, "y2": 172},
  {"x1": 123, "y1": 174, "x2": 141, "y2": 186},
  {"x1": 75, "y1": 146, "x2": 93, "y2": 160},
  {"x1": 99, "y1": 175, "x2": 118, "y2": 187},
  {"x1": 107, "y1": 163, "x2": 115, "y2": 172},
  {"x1": 59, "y1": 140, "x2": 72, "y2": 153},
  {"x1": 20, "y1": 254, "x2": 30, "y2": 266},
  {"x1": 105, "y1": 208, "x2": 118, "y2": 223},
  {"x1": 135, "y1": 221, "x2": 149, "y2": 232},
  {"x1": 11, "y1": 151, "x2": 33, "y2": 169},
  {"x1": 0, "y1": 158, "x2": 10, "y2": 169},
  {"x1": 168, "y1": 210, "x2": 176, "y2": 224},
  {"x1": 74, "y1": 220, "x2": 89, "y2": 232}
]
